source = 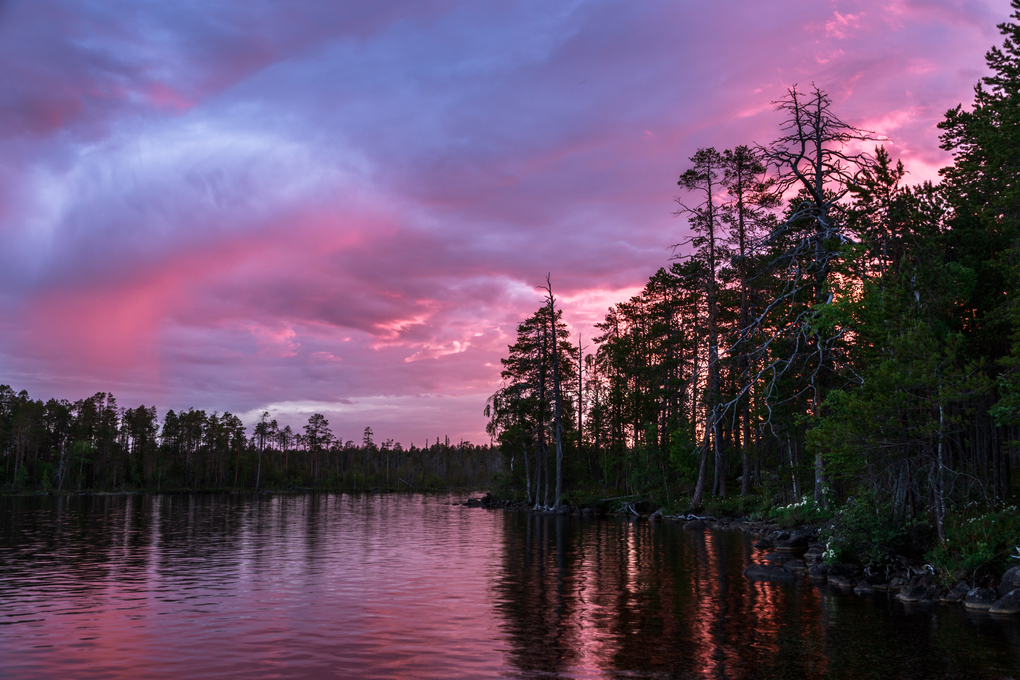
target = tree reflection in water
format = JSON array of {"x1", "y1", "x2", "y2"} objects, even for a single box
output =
[{"x1": 493, "y1": 512, "x2": 1020, "y2": 679}]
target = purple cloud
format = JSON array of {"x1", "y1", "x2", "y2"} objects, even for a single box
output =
[{"x1": 0, "y1": 0, "x2": 1010, "y2": 444}]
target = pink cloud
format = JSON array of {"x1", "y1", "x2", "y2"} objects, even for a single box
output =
[{"x1": 0, "y1": 0, "x2": 1011, "y2": 445}]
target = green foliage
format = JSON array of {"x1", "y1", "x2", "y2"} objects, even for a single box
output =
[
  {"x1": 927, "y1": 501, "x2": 1020, "y2": 583},
  {"x1": 769, "y1": 494, "x2": 832, "y2": 529},
  {"x1": 703, "y1": 492, "x2": 769, "y2": 519},
  {"x1": 821, "y1": 493, "x2": 918, "y2": 567}
]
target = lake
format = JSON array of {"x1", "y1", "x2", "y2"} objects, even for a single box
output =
[{"x1": 2, "y1": 493, "x2": 1020, "y2": 678}]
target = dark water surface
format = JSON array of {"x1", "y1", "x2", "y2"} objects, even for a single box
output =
[{"x1": 2, "y1": 494, "x2": 1020, "y2": 679}]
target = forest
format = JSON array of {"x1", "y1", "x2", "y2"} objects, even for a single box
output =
[
  {"x1": 486, "y1": 4, "x2": 1020, "y2": 576},
  {"x1": 0, "y1": 387, "x2": 499, "y2": 492}
]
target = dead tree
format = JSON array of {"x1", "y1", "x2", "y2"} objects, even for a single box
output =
[
  {"x1": 543, "y1": 275, "x2": 566, "y2": 509},
  {"x1": 738, "y1": 85, "x2": 877, "y2": 505}
]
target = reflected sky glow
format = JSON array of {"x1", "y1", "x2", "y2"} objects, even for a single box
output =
[{"x1": 3, "y1": 496, "x2": 1020, "y2": 677}]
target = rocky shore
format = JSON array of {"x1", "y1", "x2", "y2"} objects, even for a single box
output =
[
  {"x1": 740, "y1": 523, "x2": 1020, "y2": 615},
  {"x1": 458, "y1": 493, "x2": 1020, "y2": 616}
]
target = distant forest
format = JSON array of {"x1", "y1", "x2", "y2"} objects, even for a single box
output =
[
  {"x1": 0, "y1": 386, "x2": 499, "y2": 492},
  {"x1": 486, "y1": 3, "x2": 1020, "y2": 542}
]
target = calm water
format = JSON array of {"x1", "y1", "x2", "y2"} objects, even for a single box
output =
[{"x1": 2, "y1": 494, "x2": 1020, "y2": 679}]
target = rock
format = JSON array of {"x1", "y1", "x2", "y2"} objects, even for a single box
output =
[
  {"x1": 762, "y1": 552, "x2": 789, "y2": 562},
  {"x1": 944, "y1": 582, "x2": 970, "y2": 603},
  {"x1": 684, "y1": 519, "x2": 707, "y2": 531},
  {"x1": 465, "y1": 498, "x2": 483, "y2": 507},
  {"x1": 803, "y1": 547, "x2": 825, "y2": 563},
  {"x1": 785, "y1": 559, "x2": 807, "y2": 572},
  {"x1": 743, "y1": 563, "x2": 798, "y2": 583},
  {"x1": 581, "y1": 507, "x2": 595, "y2": 515},
  {"x1": 775, "y1": 535, "x2": 810, "y2": 553},
  {"x1": 897, "y1": 574, "x2": 935, "y2": 601},
  {"x1": 829, "y1": 573, "x2": 858, "y2": 589},
  {"x1": 964, "y1": 586, "x2": 999, "y2": 610},
  {"x1": 775, "y1": 531, "x2": 791, "y2": 541},
  {"x1": 854, "y1": 582, "x2": 876, "y2": 596},
  {"x1": 1000, "y1": 566, "x2": 1020, "y2": 598},
  {"x1": 989, "y1": 589, "x2": 1020, "y2": 614},
  {"x1": 808, "y1": 563, "x2": 830, "y2": 583},
  {"x1": 827, "y1": 563, "x2": 858, "y2": 579},
  {"x1": 897, "y1": 584, "x2": 930, "y2": 602},
  {"x1": 753, "y1": 537, "x2": 773, "y2": 549},
  {"x1": 888, "y1": 575, "x2": 910, "y2": 592}
]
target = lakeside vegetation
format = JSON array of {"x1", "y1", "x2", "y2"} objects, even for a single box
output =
[
  {"x1": 487, "y1": 3, "x2": 1020, "y2": 583},
  {"x1": 0, "y1": 388, "x2": 499, "y2": 493}
]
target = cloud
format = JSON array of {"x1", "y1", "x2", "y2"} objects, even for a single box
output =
[{"x1": 0, "y1": 0, "x2": 1010, "y2": 444}]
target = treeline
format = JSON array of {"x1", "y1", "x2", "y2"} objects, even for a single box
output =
[
  {"x1": 0, "y1": 386, "x2": 499, "y2": 493},
  {"x1": 488, "y1": 4, "x2": 1020, "y2": 542}
]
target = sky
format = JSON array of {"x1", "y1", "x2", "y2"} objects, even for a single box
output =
[{"x1": 0, "y1": 0, "x2": 1011, "y2": 447}]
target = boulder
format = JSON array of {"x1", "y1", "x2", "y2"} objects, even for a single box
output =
[
  {"x1": 684, "y1": 519, "x2": 707, "y2": 531},
  {"x1": 964, "y1": 587, "x2": 999, "y2": 610},
  {"x1": 989, "y1": 589, "x2": 1020, "y2": 615},
  {"x1": 1000, "y1": 566, "x2": 1020, "y2": 598},
  {"x1": 854, "y1": 582, "x2": 876, "y2": 596},
  {"x1": 829, "y1": 573, "x2": 858, "y2": 589},
  {"x1": 762, "y1": 552, "x2": 788, "y2": 563},
  {"x1": 803, "y1": 547, "x2": 825, "y2": 563},
  {"x1": 775, "y1": 535, "x2": 810, "y2": 553},
  {"x1": 753, "y1": 537, "x2": 773, "y2": 549},
  {"x1": 743, "y1": 563, "x2": 798, "y2": 583},
  {"x1": 944, "y1": 581, "x2": 971, "y2": 603},
  {"x1": 784, "y1": 559, "x2": 807, "y2": 572},
  {"x1": 828, "y1": 562, "x2": 855, "y2": 574},
  {"x1": 897, "y1": 583, "x2": 930, "y2": 602},
  {"x1": 808, "y1": 563, "x2": 830, "y2": 583}
]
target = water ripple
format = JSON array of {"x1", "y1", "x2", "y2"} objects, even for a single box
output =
[{"x1": 2, "y1": 495, "x2": 1020, "y2": 678}]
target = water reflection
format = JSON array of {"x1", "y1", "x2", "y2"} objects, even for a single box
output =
[
  {"x1": 3, "y1": 496, "x2": 1020, "y2": 678},
  {"x1": 1, "y1": 494, "x2": 511, "y2": 679},
  {"x1": 493, "y1": 512, "x2": 1020, "y2": 679}
]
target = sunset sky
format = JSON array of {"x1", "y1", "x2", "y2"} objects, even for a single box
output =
[{"x1": 0, "y1": 0, "x2": 1010, "y2": 446}]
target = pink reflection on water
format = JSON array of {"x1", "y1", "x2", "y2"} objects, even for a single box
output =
[{"x1": 2, "y1": 494, "x2": 512, "y2": 679}]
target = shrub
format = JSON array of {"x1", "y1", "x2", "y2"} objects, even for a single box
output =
[
  {"x1": 770, "y1": 494, "x2": 831, "y2": 528},
  {"x1": 820, "y1": 493, "x2": 916, "y2": 569},
  {"x1": 704, "y1": 493, "x2": 770, "y2": 519},
  {"x1": 926, "y1": 501, "x2": 1020, "y2": 583}
]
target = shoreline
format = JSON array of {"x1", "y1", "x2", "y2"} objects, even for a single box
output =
[{"x1": 461, "y1": 492, "x2": 1020, "y2": 617}]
